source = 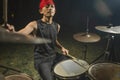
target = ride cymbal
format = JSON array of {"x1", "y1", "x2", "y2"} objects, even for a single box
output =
[{"x1": 73, "y1": 32, "x2": 101, "y2": 43}]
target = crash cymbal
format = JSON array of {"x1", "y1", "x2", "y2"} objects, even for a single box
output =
[
  {"x1": 0, "y1": 28, "x2": 51, "y2": 44},
  {"x1": 110, "y1": 26, "x2": 120, "y2": 33},
  {"x1": 95, "y1": 26, "x2": 120, "y2": 34},
  {"x1": 73, "y1": 32, "x2": 101, "y2": 43}
]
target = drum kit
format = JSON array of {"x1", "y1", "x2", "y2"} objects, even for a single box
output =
[{"x1": 1, "y1": 0, "x2": 120, "y2": 80}]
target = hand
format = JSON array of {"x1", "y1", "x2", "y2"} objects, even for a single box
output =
[
  {"x1": 6, "y1": 24, "x2": 15, "y2": 32},
  {"x1": 61, "y1": 47, "x2": 69, "y2": 55}
]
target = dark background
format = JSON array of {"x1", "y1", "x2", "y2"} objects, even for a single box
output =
[{"x1": 0, "y1": 0, "x2": 120, "y2": 30}]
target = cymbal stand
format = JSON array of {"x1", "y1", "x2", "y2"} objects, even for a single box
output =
[
  {"x1": 91, "y1": 34, "x2": 114, "y2": 63},
  {"x1": 85, "y1": 16, "x2": 89, "y2": 35},
  {"x1": 83, "y1": 16, "x2": 90, "y2": 60},
  {"x1": 1, "y1": 0, "x2": 8, "y2": 28},
  {"x1": 82, "y1": 16, "x2": 89, "y2": 60},
  {"x1": 104, "y1": 34, "x2": 114, "y2": 61},
  {"x1": 82, "y1": 44, "x2": 88, "y2": 60}
]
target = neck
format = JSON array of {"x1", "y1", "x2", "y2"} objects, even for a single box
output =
[{"x1": 41, "y1": 16, "x2": 53, "y2": 24}]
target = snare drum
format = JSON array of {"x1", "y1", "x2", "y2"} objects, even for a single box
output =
[
  {"x1": 5, "y1": 73, "x2": 33, "y2": 80},
  {"x1": 54, "y1": 59, "x2": 89, "y2": 80},
  {"x1": 88, "y1": 63, "x2": 120, "y2": 80}
]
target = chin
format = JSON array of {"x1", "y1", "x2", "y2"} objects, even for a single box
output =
[{"x1": 47, "y1": 14, "x2": 54, "y2": 17}]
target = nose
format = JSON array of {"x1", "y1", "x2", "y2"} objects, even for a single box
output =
[{"x1": 48, "y1": 6, "x2": 52, "y2": 9}]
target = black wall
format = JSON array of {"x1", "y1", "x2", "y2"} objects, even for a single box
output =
[{"x1": 0, "y1": 0, "x2": 120, "y2": 31}]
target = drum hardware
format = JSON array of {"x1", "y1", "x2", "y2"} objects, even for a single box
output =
[
  {"x1": 2, "y1": 0, "x2": 9, "y2": 29},
  {"x1": 73, "y1": 33, "x2": 101, "y2": 60},
  {"x1": 0, "y1": 65, "x2": 21, "y2": 75},
  {"x1": 73, "y1": 16, "x2": 101, "y2": 43},
  {"x1": 91, "y1": 34, "x2": 115, "y2": 63},
  {"x1": 91, "y1": 24, "x2": 120, "y2": 63},
  {"x1": 73, "y1": 16, "x2": 101, "y2": 60}
]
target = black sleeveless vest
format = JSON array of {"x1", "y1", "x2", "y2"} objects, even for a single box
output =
[{"x1": 34, "y1": 20, "x2": 58, "y2": 59}]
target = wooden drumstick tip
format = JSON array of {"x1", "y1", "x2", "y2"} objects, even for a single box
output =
[{"x1": 67, "y1": 54, "x2": 77, "y2": 60}]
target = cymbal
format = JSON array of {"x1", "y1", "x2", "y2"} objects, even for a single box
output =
[
  {"x1": 73, "y1": 32, "x2": 101, "y2": 43},
  {"x1": 0, "y1": 28, "x2": 51, "y2": 44},
  {"x1": 95, "y1": 26, "x2": 120, "y2": 34},
  {"x1": 110, "y1": 26, "x2": 120, "y2": 33}
]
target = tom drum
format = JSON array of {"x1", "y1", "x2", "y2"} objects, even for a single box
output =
[
  {"x1": 88, "y1": 63, "x2": 120, "y2": 80},
  {"x1": 5, "y1": 73, "x2": 33, "y2": 80}
]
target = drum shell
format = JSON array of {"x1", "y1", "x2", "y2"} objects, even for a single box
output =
[
  {"x1": 88, "y1": 63, "x2": 120, "y2": 80},
  {"x1": 5, "y1": 73, "x2": 33, "y2": 80},
  {"x1": 55, "y1": 72, "x2": 86, "y2": 80}
]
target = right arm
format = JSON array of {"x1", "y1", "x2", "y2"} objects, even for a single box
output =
[{"x1": 7, "y1": 21, "x2": 37, "y2": 36}]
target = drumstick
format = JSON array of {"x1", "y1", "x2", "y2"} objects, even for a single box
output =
[
  {"x1": 67, "y1": 54, "x2": 78, "y2": 60},
  {"x1": 67, "y1": 54, "x2": 88, "y2": 69}
]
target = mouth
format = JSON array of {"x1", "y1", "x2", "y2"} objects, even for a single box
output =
[{"x1": 48, "y1": 11, "x2": 53, "y2": 13}]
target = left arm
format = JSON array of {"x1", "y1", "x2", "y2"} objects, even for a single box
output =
[{"x1": 55, "y1": 24, "x2": 69, "y2": 55}]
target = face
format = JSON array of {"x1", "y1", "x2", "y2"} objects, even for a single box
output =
[{"x1": 40, "y1": 4, "x2": 56, "y2": 17}]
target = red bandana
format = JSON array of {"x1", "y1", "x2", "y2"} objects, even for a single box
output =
[{"x1": 39, "y1": 0, "x2": 55, "y2": 9}]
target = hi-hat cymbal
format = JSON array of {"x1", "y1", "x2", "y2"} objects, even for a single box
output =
[
  {"x1": 0, "y1": 27, "x2": 51, "y2": 44},
  {"x1": 73, "y1": 32, "x2": 101, "y2": 43},
  {"x1": 95, "y1": 26, "x2": 120, "y2": 34}
]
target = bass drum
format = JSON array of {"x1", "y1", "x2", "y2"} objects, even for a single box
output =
[
  {"x1": 88, "y1": 63, "x2": 120, "y2": 80},
  {"x1": 5, "y1": 73, "x2": 33, "y2": 80},
  {"x1": 54, "y1": 59, "x2": 89, "y2": 80}
]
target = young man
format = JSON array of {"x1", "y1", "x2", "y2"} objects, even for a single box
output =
[{"x1": 7, "y1": 0, "x2": 69, "y2": 80}]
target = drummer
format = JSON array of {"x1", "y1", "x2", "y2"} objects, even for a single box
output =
[{"x1": 7, "y1": 0, "x2": 69, "y2": 80}]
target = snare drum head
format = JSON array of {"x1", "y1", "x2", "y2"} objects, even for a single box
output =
[
  {"x1": 5, "y1": 73, "x2": 32, "y2": 80},
  {"x1": 54, "y1": 59, "x2": 89, "y2": 78},
  {"x1": 88, "y1": 63, "x2": 120, "y2": 80}
]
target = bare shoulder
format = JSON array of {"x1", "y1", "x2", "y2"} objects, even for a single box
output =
[
  {"x1": 57, "y1": 23, "x2": 60, "y2": 28},
  {"x1": 57, "y1": 23, "x2": 60, "y2": 32},
  {"x1": 27, "y1": 21, "x2": 37, "y2": 30}
]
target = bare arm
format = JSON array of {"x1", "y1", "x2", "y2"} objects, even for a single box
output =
[
  {"x1": 7, "y1": 21, "x2": 37, "y2": 36},
  {"x1": 55, "y1": 24, "x2": 69, "y2": 55},
  {"x1": 17, "y1": 21, "x2": 37, "y2": 35}
]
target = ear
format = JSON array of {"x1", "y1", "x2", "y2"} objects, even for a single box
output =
[{"x1": 39, "y1": 9, "x2": 43, "y2": 14}]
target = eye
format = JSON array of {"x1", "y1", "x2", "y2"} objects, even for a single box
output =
[
  {"x1": 45, "y1": 4, "x2": 55, "y2": 8},
  {"x1": 45, "y1": 5, "x2": 49, "y2": 8},
  {"x1": 51, "y1": 5, "x2": 54, "y2": 8}
]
